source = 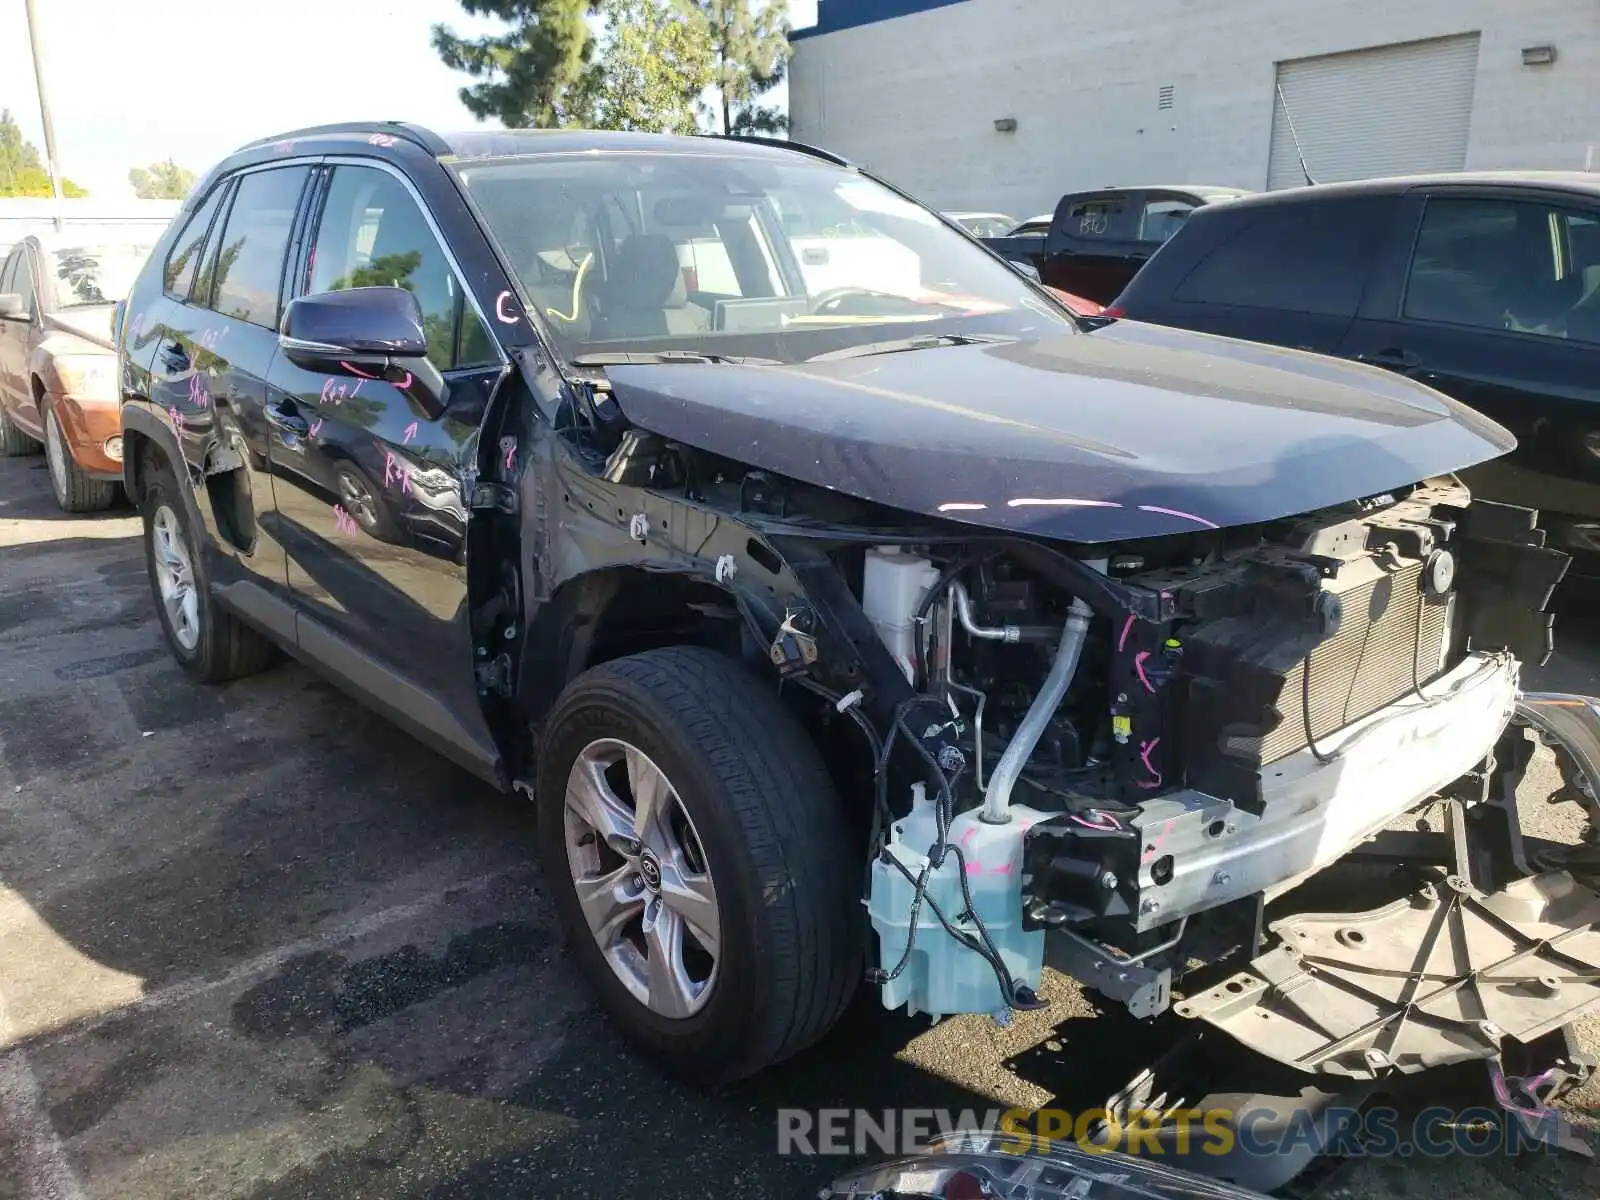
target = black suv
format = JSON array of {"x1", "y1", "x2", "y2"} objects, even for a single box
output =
[
  {"x1": 1110, "y1": 172, "x2": 1600, "y2": 580},
  {"x1": 115, "y1": 124, "x2": 1562, "y2": 1092}
]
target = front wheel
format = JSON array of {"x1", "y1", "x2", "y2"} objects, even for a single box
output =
[
  {"x1": 44, "y1": 403, "x2": 119, "y2": 512},
  {"x1": 537, "y1": 646, "x2": 860, "y2": 1085}
]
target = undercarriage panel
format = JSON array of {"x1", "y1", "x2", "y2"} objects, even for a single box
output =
[{"x1": 1176, "y1": 869, "x2": 1600, "y2": 1078}]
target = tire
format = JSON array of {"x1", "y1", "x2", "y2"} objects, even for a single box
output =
[
  {"x1": 0, "y1": 402, "x2": 39, "y2": 457},
  {"x1": 537, "y1": 646, "x2": 860, "y2": 1085},
  {"x1": 44, "y1": 402, "x2": 120, "y2": 513},
  {"x1": 141, "y1": 464, "x2": 276, "y2": 682}
]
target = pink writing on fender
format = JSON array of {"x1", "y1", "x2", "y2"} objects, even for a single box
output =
[
  {"x1": 495, "y1": 291, "x2": 520, "y2": 325},
  {"x1": 188, "y1": 373, "x2": 210, "y2": 409},
  {"x1": 308, "y1": 418, "x2": 323, "y2": 439},
  {"x1": 167, "y1": 407, "x2": 184, "y2": 435},
  {"x1": 402, "y1": 421, "x2": 418, "y2": 445},
  {"x1": 332, "y1": 505, "x2": 359, "y2": 536}
]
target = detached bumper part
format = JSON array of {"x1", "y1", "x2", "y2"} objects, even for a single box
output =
[{"x1": 821, "y1": 1131, "x2": 1265, "y2": 1200}]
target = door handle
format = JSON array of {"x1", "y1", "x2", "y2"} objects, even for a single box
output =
[
  {"x1": 1355, "y1": 347, "x2": 1422, "y2": 370},
  {"x1": 264, "y1": 400, "x2": 308, "y2": 437}
]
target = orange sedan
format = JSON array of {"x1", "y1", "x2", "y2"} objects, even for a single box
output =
[{"x1": 0, "y1": 231, "x2": 161, "y2": 511}]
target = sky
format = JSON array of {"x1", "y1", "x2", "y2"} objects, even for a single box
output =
[{"x1": 0, "y1": 0, "x2": 818, "y2": 200}]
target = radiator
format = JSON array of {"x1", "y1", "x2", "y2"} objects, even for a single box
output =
[{"x1": 1226, "y1": 558, "x2": 1453, "y2": 766}]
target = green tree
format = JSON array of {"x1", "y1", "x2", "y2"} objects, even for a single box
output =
[
  {"x1": 688, "y1": 0, "x2": 791, "y2": 135},
  {"x1": 0, "y1": 109, "x2": 86, "y2": 197},
  {"x1": 590, "y1": 0, "x2": 715, "y2": 134},
  {"x1": 431, "y1": 0, "x2": 600, "y2": 128},
  {"x1": 129, "y1": 158, "x2": 196, "y2": 200}
]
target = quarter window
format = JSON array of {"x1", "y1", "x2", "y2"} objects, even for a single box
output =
[
  {"x1": 1404, "y1": 197, "x2": 1600, "y2": 346},
  {"x1": 1171, "y1": 199, "x2": 1388, "y2": 318},
  {"x1": 308, "y1": 165, "x2": 494, "y2": 369},
  {"x1": 208, "y1": 167, "x2": 312, "y2": 329},
  {"x1": 1137, "y1": 198, "x2": 1198, "y2": 244},
  {"x1": 163, "y1": 185, "x2": 227, "y2": 300}
]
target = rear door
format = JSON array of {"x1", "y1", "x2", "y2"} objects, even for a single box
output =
[
  {"x1": 145, "y1": 164, "x2": 314, "y2": 619},
  {"x1": 0, "y1": 248, "x2": 22, "y2": 418},
  {"x1": 1338, "y1": 189, "x2": 1600, "y2": 562},
  {"x1": 1125, "y1": 196, "x2": 1393, "y2": 354},
  {"x1": 0, "y1": 245, "x2": 45, "y2": 435},
  {"x1": 1040, "y1": 191, "x2": 1144, "y2": 302},
  {"x1": 266, "y1": 159, "x2": 504, "y2": 776}
]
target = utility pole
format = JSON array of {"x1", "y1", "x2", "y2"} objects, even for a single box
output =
[{"x1": 23, "y1": 0, "x2": 65, "y2": 230}]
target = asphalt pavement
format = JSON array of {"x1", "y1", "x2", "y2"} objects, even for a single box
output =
[{"x1": 2, "y1": 448, "x2": 1599, "y2": 1200}]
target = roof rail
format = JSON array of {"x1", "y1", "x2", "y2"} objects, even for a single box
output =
[
  {"x1": 237, "y1": 121, "x2": 451, "y2": 157},
  {"x1": 707, "y1": 134, "x2": 854, "y2": 168}
]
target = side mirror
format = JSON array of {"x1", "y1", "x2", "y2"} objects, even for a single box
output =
[
  {"x1": 279, "y1": 286, "x2": 448, "y2": 419},
  {"x1": 1010, "y1": 260, "x2": 1042, "y2": 284},
  {"x1": 0, "y1": 293, "x2": 28, "y2": 321}
]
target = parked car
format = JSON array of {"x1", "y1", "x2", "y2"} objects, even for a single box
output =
[
  {"x1": 943, "y1": 210, "x2": 1017, "y2": 238},
  {"x1": 984, "y1": 185, "x2": 1251, "y2": 304},
  {"x1": 116, "y1": 127, "x2": 1576, "y2": 1116},
  {"x1": 1110, "y1": 171, "x2": 1600, "y2": 582},
  {"x1": 0, "y1": 228, "x2": 163, "y2": 510}
]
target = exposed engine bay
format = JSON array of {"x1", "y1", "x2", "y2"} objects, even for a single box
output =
[{"x1": 838, "y1": 477, "x2": 1570, "y2": 1029}]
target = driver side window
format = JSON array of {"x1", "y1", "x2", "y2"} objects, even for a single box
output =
[{"x1": 309, "y1": 166, "x2": 495, "y2": 369}]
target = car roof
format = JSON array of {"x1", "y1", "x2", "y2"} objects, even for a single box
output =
[
  {"x1": 1064, "y1": 185, "x2": 1254, "y2": 200},
  {"x1": 1215, "y1": 171, "x2": 1600, "y2": 212}
]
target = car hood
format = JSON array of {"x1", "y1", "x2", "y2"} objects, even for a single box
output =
[
  {"x1": 603, "y1": 320, "x2": 1515, "y2": 542},
  {"x1": 44, "y1": 305, "x2": 116, "y2": 352}
]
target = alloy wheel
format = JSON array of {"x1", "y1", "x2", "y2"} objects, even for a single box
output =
[
  {"x1": 44, "y1": 409, "x2": 69, "y2": 503},
  {"x1": 563, "y1": 738, "x2": 721, "y2": 1018},
  {"x1": 151, "y1": 505, "x2": 200, "y2": 651},
  {"x1": 337, "y1": 469, "x2": 379, "y2": 529}
]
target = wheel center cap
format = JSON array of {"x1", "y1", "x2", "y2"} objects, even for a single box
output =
[{"x1": 638, "y1": 848, "x2": 662, "y2": 892}]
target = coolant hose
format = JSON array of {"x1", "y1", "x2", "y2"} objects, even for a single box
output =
[{"x1": 980, "y1": 596, "x2": 1093, "y2": 824}]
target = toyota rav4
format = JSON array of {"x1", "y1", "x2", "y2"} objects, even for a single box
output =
[{"x1": 116, "y1": 126, "x2": 1600, "y2": 1128}]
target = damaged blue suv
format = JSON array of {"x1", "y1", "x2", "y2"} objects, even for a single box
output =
[{"x1": 116, "y1": 124, "x2": 1588, "y2": 1126}]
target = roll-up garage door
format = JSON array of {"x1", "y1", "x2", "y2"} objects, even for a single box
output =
[{"x1": 1267, "y1": 33, "x2": 1481, "y2": 190}]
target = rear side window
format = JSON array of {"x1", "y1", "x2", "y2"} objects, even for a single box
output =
[
  {"x1": 163, "y1": 185, "x2": 226, "y2": 299},
  {"x1": 1137, "y1": 198, "x2": 1199, "y2": 245},
  {"x1": 1171, "y1": 199, "x2": 1386, "y2": 317},
  {"x1": 208, "y1": 166, "x2": 312, "y2": 329}
]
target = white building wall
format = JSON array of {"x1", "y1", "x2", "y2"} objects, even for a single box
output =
[{"x1": 789, "y1": 0, "x2": 1600, "y2": 218}]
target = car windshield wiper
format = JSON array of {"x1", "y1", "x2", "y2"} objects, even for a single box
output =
[
  {"x1": 571, "y1": 350, "x2": 780, "y2": 366},
  {"x1": 804, "y1": 333, "x2": 1014, "y2": 362}
]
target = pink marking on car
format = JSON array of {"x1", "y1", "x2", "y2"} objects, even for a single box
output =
[
  {"x1": 1136, "y1": 739, "x2": 1163, "y2": 791},
  {"x1": 340, "y1": 360, "x2": 380, "y2": 379},
  {"x1": 402, "y1": 421, "x2": 418, "y2": 444},
  {"x1": 1134, "y1": 651, "x2": 1156, "y2": 694},
  {"x1": 1138, "y1": 504, "x2": 1221, "y2": 530},
  {"x1": 1140, "y1": 814, "x2": 1175, "y2": 861},
  {"x1": 1117, "y1": 614, "x2": 1135, "y2": 653},
  {"x1": 495, "y1": 291, "x2": 520, "y2": 324},
  {"x1": 503, "y1": 439, "x2": 516, "y2": 471},
  {"x1": 308, "y1": 419, "x2": 323, "y2": 439}
]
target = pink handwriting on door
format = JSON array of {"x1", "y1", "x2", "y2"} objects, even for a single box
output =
[
  {"x1": 495, "y1": 291, "x2": 520, "y2": 325},
  {"x1": 402, "y1": 421, "x2": 418, "y2": 444},
  {"x1": 167, "y1": 407, "x2": 185, "y2": 435},
  {"x1": 188, "y1": 374, "x2": 210, "y2": 409},
  {"x1": 320, "y1": 377, "x2": 363, "y2": 405},
  {"x1": 333, "y1": 505, "x2": 359, "y2": 536},
  {"x1": 308, "y1": 418, "x2": 323, "y2": 439},
  {"x1": 383, "y1": 450, "x2": 412, "y2": 495}
]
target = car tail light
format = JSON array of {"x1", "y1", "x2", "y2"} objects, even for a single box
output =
[{"x1": 1100, "y1": 305, "x2": 1126, "y2": 320}]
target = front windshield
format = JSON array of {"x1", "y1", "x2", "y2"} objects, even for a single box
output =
[
  {"x1": 48, "y1": 242, "x2": 156, "y2": 307},
  {"x1": 453, "y1": 151, "x2": 1074, "y2": 364}
]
